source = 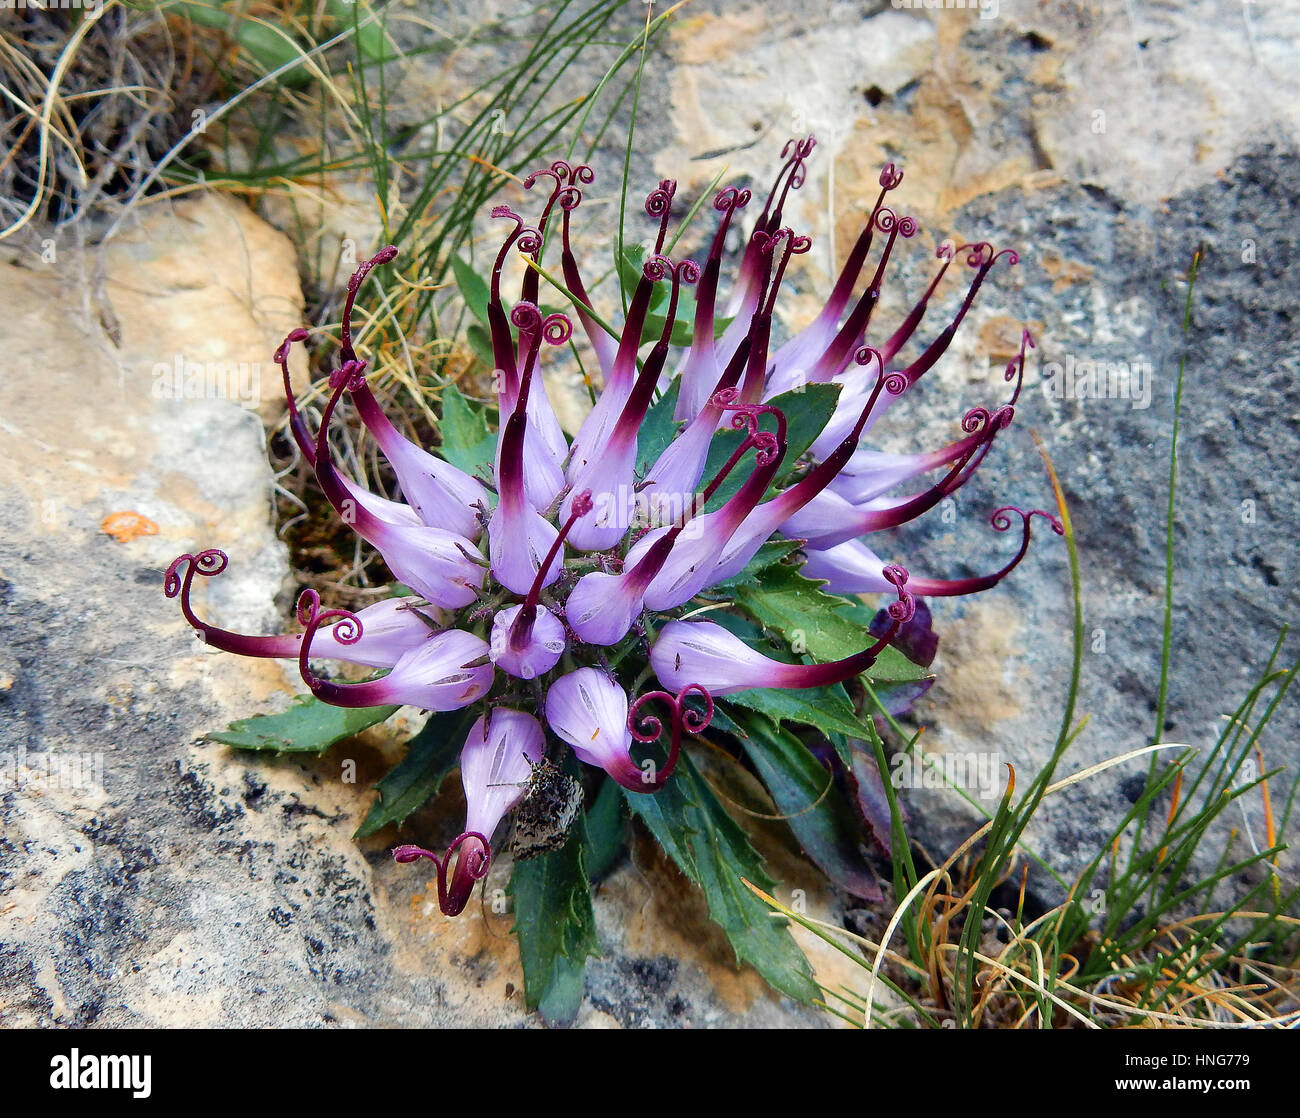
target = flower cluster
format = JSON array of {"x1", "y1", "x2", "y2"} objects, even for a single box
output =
[{"x1": 166, "y1": 138, "x2": 1059, "y2": 916}]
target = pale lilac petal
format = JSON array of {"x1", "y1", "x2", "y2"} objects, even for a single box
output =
[
  {"x1": 798, "y1": 538, "x2": 893, "y2": 595},
  {"x1": 546, "y1": 667, "x2": 644, "y2": 788},
  {"x1": 460, "y1": 709, "x2": 544, "y2": 839},
  {"x1": 489, "y1": 604, "x2": 566, "y2": 680},
  {"x1": 310, "y1": 597, "x2": 442, "y2": 668},
  {"x1": 488, "y1": 502, "x2": 560, "y2": 596},
  {"x1": 650, "y1": 619, "x2": 786, "y2": 695},
  {"x1": 564, "y1": 569, "x2": 644, "y2": 647}
]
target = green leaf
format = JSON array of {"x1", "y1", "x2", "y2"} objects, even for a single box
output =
[
  {"x1": 710, "y1": 538, "x2": 801, "y2": 590},
  {"x1": 437, "y1": 384, "x2": 496, "y2": 476},
  {"x1": 323, "y1": 0, "x2": 395, "y2": 66},
  {"x1": 509, "y1": 823, "x2": 599, "y2": 1026},
  {"x1": 170, "y1": 2, "x2": 311, "y2": 87},
  {"x1": 208, "y1": 696, "x2": 397, "y2": 753},
  {"x1": 725, "y1": 684, "x2": 869, "y2": 741},
  {"x1": 464, "y1": 323, "x2": 495, "y2": 367},
  {"x1": 623, "y1": 752, "x2": 818, "y2": 1003},
  {"x1": 725, "y1": 706, "x2": 882, "y2": 902},
  {"x1": 619, "y1": 246, "x2": 733, "y2": 344},
  {"x1": 772, "y1": 383, "x2": 843, "y2": 469},
  {"x1": 616, "y1": 245, "x2": 662, "y2": 310},
  {"x1": 583, "y1": 777, "x2": 626, "y2": 883},
  {"x1": 451, "y1": 253, "x2": 492, "y2": 327},
  {"x1": 699, "y1": 384, "x2": 841, "y2": 513},
  {"x1": 635, "y1": 379, "x2": 682, "y2": 475},
  {"x1": 734, "y1": 563, "x2": 929, "y2": 683},
  {"x1": 354, "y1": 709, "x2": 471, "y2": 837},
  {"x1": 642, "y1": 300, "x2": 734, "y2": 347}
]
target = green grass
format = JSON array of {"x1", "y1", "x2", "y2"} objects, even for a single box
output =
[{"x1": 752, "y1": 249, "x2": 1300, "y2": 1028}]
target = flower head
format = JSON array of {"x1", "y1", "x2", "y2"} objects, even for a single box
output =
[{"x1": 167, "y1": 142, "x2": 1059, "y2": 915}]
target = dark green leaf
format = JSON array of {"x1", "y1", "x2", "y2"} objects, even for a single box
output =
[
  {"x1": 635, "y1": 379, "x2": 682, "y2": 476},
  {"x1": 208, "y1": 696, "x2": 397, "y2": 754},
  {"x1": 623, "y1": 752, "x2": 818, "y2": 1003},
  {"x1": 734, "y1": 563, "x2": 930, "y2": 683},
  {"x1": 772, "y1": 383, "x2": 842, "y2": 468},
  {"x1": 728, "y1": 707, "x2": 882, "y2": 901},
  {"x1": 583, "y1": 777, "x2": 626, "y2": 883},
  {"x1": 710, "y1": 538, "x2": 802, "y2": 591},
  {"x1": 616, "y1": 245, "x2": 662, "y2": 310},
  {"x1": 619, "y1": 246, "x2": 733, "y2": 345},
  {"x1": 437, "y1": 383, "x2": 496, "y2": 476},
  {"x1": 642, "y1": 301, "x2": 734, "y2": 347},
  {"x1": 726, "y1": 685, "x2": 869, "y2": 741},
  {"x1": 451, "y1": 253, "x2": 492, "y2": 327},
  {"x1": 354, "y1": 709, "x2": 471, "y2": 837},
  {"x1": 508, "y1": 823, "x2": 599, "y2": 1025}
]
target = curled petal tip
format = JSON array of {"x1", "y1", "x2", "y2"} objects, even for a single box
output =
[
  {"x1": 677, "y1": 258, "x2": 702, "y2": 285},
  {"x1": 625, "y1": 683, "x2": 714, "y2": 791},
  {"x1": 876, "y1": 208, "x2": 918, "y2": 238},
  {"x1": 881, "y1": 564, "x2": 917, "y2": 624},
  {"x1": 644, "y1": 179, "x2": 677, "y2": 217},
  {"x1": 392, "y1": 844, "x2": 436, "y2": 864},
  {"x1": 992, "y1": 506, "x2": 1064, "y2": 537},
  {"x1": 164, "y1": 549, "x2": 228, "y2": 598},
  {"x1": 392, "y1": 832, "x2": 491, "y2": 916},
  {"x1": 879, "y1": 162, "x2": 904, "y2": 190},
  {"x1": 714, "y1": 186, "x2": 751, "y2": 212},
  {"x1": 542, "y1": 312, "x2": 573, "y2": 345}
]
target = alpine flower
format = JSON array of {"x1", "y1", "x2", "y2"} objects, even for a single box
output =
[{"x1": 166, "y1": 137, "x2": 1060, "y2": 916}]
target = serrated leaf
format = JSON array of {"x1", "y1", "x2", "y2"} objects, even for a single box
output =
[
  {"x1": 354, "y1": 709, "x2": 471, "y2": 837},
  {"x1": 724, "y1": 706, "x2": 882, "y2": 902},
  {"x1": 725, "y1": 684, "x2": 869, "y2": 741},
  {"x1": 841, "y1": 596, "x2": 939, "y2": 669},
  {"x1": 437, "y1": 383, "x2": 496, "y2": 476},
  {"x1": 623, "y1": 752, "x2": 818, "y2": 1003},
  {"x1": 734, "y1": 563, "x2": 930, "y2": 683},
  {"x1": 710, "y1": 538, "x2": 801, "y2": 590},
  {"x1": 509, "y1": 822, "x2": 599, "y2": 1026},
  {"x1": 208, "y1": 696, "x2": 398, "y2": 753}
]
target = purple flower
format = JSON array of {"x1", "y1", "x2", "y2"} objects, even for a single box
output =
[
  {"x1": 546, "y1": 667, "x2": 647, "y2": 791},
  {"x1": 396, "y1": 709, "x2": 543, "y2": 916},
  {"x1": 168, "y1": 140, "x2": 1060, "y2": 916}
]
